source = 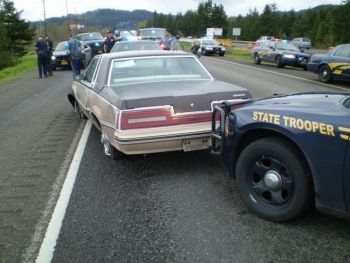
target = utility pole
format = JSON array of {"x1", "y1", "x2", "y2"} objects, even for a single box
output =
[
  {"x1": 66, "y1": 0, "x2": 70, "y2": 35},
  {"x1": 42, "y1": 0, "x2": 46, "y2": 35}
]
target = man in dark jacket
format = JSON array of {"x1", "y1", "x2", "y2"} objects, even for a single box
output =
[
  {"x1": 35, "y1": 36, "x2": 48, "y2": 79},
  {"x1": 103, "y1": 31, "x2": 115, "y2": 53},
  {"x1": 45, "y1": 35, "x2": 54, "y2": 76}
]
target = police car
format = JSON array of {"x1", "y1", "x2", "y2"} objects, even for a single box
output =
[{"x1": 212, "y1": 92, "x2": 350, "y2": 222}]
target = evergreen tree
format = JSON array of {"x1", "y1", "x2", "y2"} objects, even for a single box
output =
[{"x1": 0, "y1": 0, "x2": 34, "y2": 58}]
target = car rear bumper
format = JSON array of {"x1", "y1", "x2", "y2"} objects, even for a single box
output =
[{"x1": 104, "y1": 123, "x2": 212, "y2": 154}]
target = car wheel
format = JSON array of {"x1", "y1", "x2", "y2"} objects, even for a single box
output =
[
  {"x1": 74, "y1": 100, "x2": 87, "y2": 119},
  {"x1": 219, "y1": 52, "x2": 225, "y2": 57},
  {"x1": 276, "y1": 56, "x2": 284, "y2": 68},
  {"x1": 319, "y1": 65, "x2": 333, "y2": 83},
  {"x1": 235, "y1": 137, "x2": 312, "y2": 222},
  {"x1": 101, "y1": 131, "x2": 123, "y2": 160},
  {"x1": 254, "y1": 53, "x2": 261, "y2": 65}
]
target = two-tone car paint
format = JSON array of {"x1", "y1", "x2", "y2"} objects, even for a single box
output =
[
  {"x1": 69, "y1": 50, "x2": 251, "y2": 158},
  {"x1": 307, "y1": 44, "x2": 350, "y2": 83},
  {"x1": 212, "y1": 93, "x2": 350, "y2": 221}
]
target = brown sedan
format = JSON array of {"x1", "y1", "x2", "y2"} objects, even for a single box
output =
[{"x1": 68, "y1": 50, "x2": 251, "y2": 159}]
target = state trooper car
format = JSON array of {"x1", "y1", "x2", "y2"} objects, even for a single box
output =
[{"x1": 212, "y1": 92, "x2": 350, "y2": 222}]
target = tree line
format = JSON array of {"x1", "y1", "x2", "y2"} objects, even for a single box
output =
[
  {"x1": 141, "y1": 0, "x2": 349, "y2": 48},
  {"x1": 1, "y1": 0, "x2": 349, "y2": 71},
  {"x1": 0, "y1": 0, "x2": 33, "y2": 70}
]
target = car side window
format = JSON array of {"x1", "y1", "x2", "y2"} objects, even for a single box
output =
[
  {"x1": 85, "y1": 58, "x2": 99, "y2": 83},
  {"x1": 333, "y1": 46, "x2": 350, "y2": 58}
]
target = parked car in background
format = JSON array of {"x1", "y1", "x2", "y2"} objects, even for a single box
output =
[
  {"x1": 251, "y1": 40, "x2": 310, "y2": 70},
  {"x1": 191, "y1": 38, "x2": 225, "y2": 56},
  {"x1": 212, "y1": 92, "x2": 350, "y2": 222},
  {"x1": 138, "y1": 28, "x2": 166, "y2": 41},
  {"x1": 76, "y1": 32, "x2": 104, "y2": 56},
  {"x1": 307, "y1": 43, "x2": 350, "y2": 83},
  {"x1": 67, "y1": 50, "x2": 251, "y2": 159},
  {"x1": 51, "y1": 41, "x2": 92, "y2": 71},
  {"x1": 110, "y1": 40, "x2": 161, "y2": 53},
  {"x1": 256, "y1": 36, "x2": 275, "y2": 45},
  {"x1": 292, "y1": 37, "x2": 312, "y2": 50}
]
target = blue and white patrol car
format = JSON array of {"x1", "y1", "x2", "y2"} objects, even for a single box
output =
[{"x1": 212, "y1": 92, "x2": 350, "y2": 222}]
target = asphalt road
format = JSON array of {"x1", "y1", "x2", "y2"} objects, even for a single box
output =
[{"x1": 1, "y1": 56, "x2": 350, "y2": 263}]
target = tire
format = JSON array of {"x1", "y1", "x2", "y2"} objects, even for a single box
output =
[
  {"x1": 235, "y1": 137, "x2": 312, "y2": 222},
  {"x1": 101, "y1": 130, "x2": 123, "y2": 160},
  {"x1": 219, "y1": 52, "x2": 225, "y2": 57},
  {"x1": 319, "y1": 65, "x2": 333, "y2": 83},
  {"x1": 254, "y1": 53, "x2": 261, "y2": 65},
  {"x1": 74, "y1": 100, "x2": 87, "y2": 119},
  {"x1": 276, "y1": 56, "x2": 284, "y2": 68}
]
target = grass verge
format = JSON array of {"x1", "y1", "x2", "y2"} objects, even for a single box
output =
[
  {"x1": 181, "y1": 41, "x2": 252, "y2": 62},
  {"x1": 0, "y1": 51, "x2": 37, "y2": 84}
]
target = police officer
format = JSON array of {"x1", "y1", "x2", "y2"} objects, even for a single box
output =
[
  {"x1": 103, "y1": 31, "x2": 115, "y2": 53},
  {"x1": 45, "y1": 35, "x2": 53, "y2": 76},
  {"x1": 35, "y1": 36, "x2": 48, "y2": 79}
]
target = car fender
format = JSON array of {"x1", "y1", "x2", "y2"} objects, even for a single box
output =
[{"x1": 230, "y1": 119, "x2": 319, "y2": 196}]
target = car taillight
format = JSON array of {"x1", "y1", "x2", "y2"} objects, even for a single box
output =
[{"x1": 119, "y1": 107, "x2": 193, "y2": 130}]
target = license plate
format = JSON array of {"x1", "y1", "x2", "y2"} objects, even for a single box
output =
[
  {"x1": 300, "y1": 61, "x2": 306, "y2": 65},
  {"x1": 61, "y1": 61, "x2": 68, "y2": 65},
  {"x1": 183, "y1": 137, "x2": 210, "y2": 151}
]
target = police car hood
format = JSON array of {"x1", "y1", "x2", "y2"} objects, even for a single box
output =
[
  {"x1": 53, "y1": 50, "x2": 69, "y2": 56},
  {"x1": 253, "y1": 93, "x2": 348, "y2": 111}
]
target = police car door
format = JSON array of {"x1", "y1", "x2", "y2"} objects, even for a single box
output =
[{"x1": 344, "y1": 132, "x2": 350, "y2": 214}]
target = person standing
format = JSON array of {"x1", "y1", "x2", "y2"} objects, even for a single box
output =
[
  {"x1": 161, "y1": 29, "x2": 174, "y2": 50},
  {"x1": 103, "y1": 31, "x2": 115, "y2": 53},
  {"x1": 45, "y1": 35, "x2": 54, "y2": 76},
  {"x1": 34, "y1": 36, "x2": 48, "y2": 79},
  {"x1": 67, "y1": 34, "x2": 82, "y2": 79}
]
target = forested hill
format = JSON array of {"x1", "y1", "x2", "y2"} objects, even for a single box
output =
[{"x1": 34, "y1": 9, "x2": 153, "y2": 30}]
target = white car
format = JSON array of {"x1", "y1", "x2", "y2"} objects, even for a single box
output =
[{"x1": 256, "y1": 36, "x2": 275, "y2": 45}]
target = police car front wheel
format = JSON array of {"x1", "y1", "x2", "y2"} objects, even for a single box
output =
[{"x1": 235, "y1": 137, "x2": 313, "y2": 222}]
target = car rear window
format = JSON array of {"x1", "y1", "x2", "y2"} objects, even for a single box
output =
[{"x1": 109, "y1": 56, "x2": 212, "y2": 85}]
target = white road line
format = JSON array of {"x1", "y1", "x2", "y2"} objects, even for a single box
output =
[
  {"x1": 209, "y1": 57, "x2": 349, "y2": 91},
  {"x1": 36, "y1": 120, "x2": 92, "y2": 263}
]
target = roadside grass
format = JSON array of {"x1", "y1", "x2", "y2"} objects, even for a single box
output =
[
  {"x1": 225, "y1": 47, "x2": 252, "y2": 62},
  {"x1": 181, "y1": 41, "x2": 252, "y2": 62},
  {"x1": 0, "y1": 51, "x2": 37, "y2": 83}
]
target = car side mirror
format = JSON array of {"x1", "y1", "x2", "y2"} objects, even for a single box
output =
[{"x1": 269, "y1": 46, "x2": 275, "y2": 51}]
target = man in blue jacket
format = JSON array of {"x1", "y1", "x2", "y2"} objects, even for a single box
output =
[{"x1": 67, "y1": 34, "x2": 82, "y2": 79}]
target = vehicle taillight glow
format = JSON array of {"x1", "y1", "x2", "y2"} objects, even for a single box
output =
[{"x1": 119, "y1": 107, "x2": 193, "y2": 130}]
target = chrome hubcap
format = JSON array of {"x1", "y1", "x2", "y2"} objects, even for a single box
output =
[
  {"x1": 322, "y1": 70, "x2": 328, "y2": 78},
  {"x1": 263, "y1": 170, "x2": 282, "y2": 190}
]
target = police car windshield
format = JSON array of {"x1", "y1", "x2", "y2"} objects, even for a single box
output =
[
  {"x1": 276, "y1": 42, "x2": 298, "y2": 52},
  {"x1": 78, "y1": 33, "x2": 103, "y2": 41},
  {"x1": 110, "y1": 41, "x2": 161, "y2": 53},
  {"x1": 55, "y1": 42, "x2": 68, "y2": 51},
  {"x1": 202, "y1": 39, "x2": 218, "y2": 45},
  {"x1": 139, "y1": 28, "x2": 165, "y2": 39}
]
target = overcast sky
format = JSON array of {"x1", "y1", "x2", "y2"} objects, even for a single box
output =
[{"x1": 12, "y1": 0, "x2": 340, "y2": 21}]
